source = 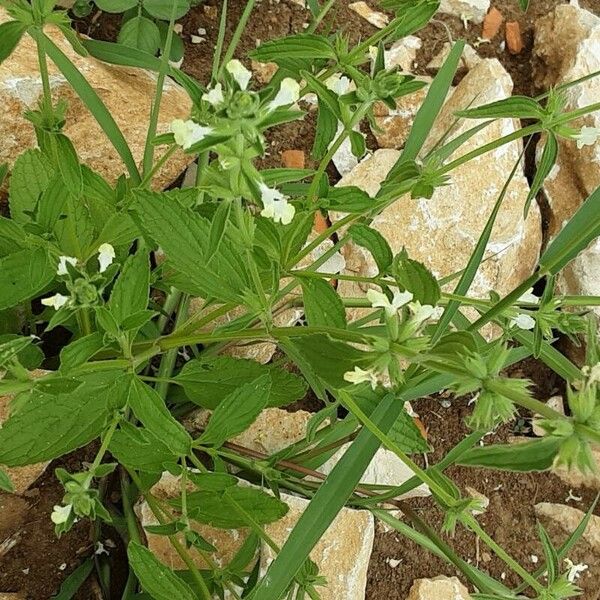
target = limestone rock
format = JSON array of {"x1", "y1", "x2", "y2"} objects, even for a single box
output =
[
  {"x1": 438, "y1": 0, "x2": 490, "y2": 23},
  {"x1": 259, "y1": 494, "x2": 374, "y2": 600},
  {"x1": 372, "y1": 85, "x2": 430, "y2": 150},
  {"x1": 184, "y1": 407, "x2": 313, "y2": 455},
  {"x1": 534, "y1": 5, "x2": 600, "y2": 314},
  {"x1": 319, "y1": 445, "x2": 431, "y2": 499},
  {"x1": 552, "y1": 446, "x2": 600, "y2": 491},
  {"x1": 349, "y1": 1, "x2": 389, "y2": 29},
  {"x1": 535, "y1": 502, "x2": 600, "y2": 551},
  {"x1": 384, "y1": 36, "x2": 422, "y2": 71},
  {"x1": 0, "y1": 370, "x2": 49, "y2": 494},
  {"x1": 138, "y1": 474, "x2": 375, "y2": 600},
  {"x1": 406, "y1": 576, "x2": 471, "y2": 600},
  {"x1": 426, "y1": 42, "x2": 481, "y2": 73},
  {"x1": 0, "y1": 8, "x2": 192, "y2": 191},
  {"x1": 336, "y1": 59, "x2": 542, "y2": 328}
]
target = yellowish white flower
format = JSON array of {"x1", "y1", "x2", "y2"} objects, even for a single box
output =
[
  {"x1": 325, "y1": 73, "x2": 352, "y2": 96},
  {"x1": 510, "y1": 313, "x2": 536, "y2": 330},
  {"x1": 171, "y1": 119, "x2": 213, "y2": 150},
  {"x1": 268, "y1": 78, "x2": 301, "y2": 110},
  {"x1": 367, "y1": 289, "x2": 413, "y2": 317},
  {"x1": 57, "y1": 255, "x2": 78, "y2": 276},
  {"x1": 226, "y1": 59, "x2": 252, "y2": 90},
  {"x1": 564, "y1": 558, "x2": 588, "y2": 582},
  {"x1": 408, "y1": 301, "x2": 436, "y2": 326},
  {"x1": 202, "y1": 83, "x2": 224, "y2": 106},
  {"x1": 259, "y1": 183, "x2": 295, "y2": 225},
  {"x1": 41, "y1": 293, "x2": 69, "y2": 311},
  {"x1": 51, "y1": 503, "x2": 72, "y2": 525},
  {"x1": 518, "y1": 288, "x2": 539, "y2": 304},
  {"x1": 97, "y1": 243, "x2": 115, "y2": 273},
  {"x1": 574, "y1": 126, "x2": 600, "y2": 150},
  {"x1": 343, "y1": 366, "x2": 378, "y2": 390}
]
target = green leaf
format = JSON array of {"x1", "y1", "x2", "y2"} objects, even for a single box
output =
[
  {"x1": 251, "y1": 33, "x2": 335, "y2": 63},
  {"x1": 324, "y1": 186, "x2": 374, "y2": 213},
  {"x1": 539, "y1": 184, "x2": 600, "y2": 275},
  {"x1": 128, "y1": 377, "x2": 192, "y2": 456},
  {"x1": 184, "y1": 485, "x2": 289, "y2": 529},
  {"x1": 0, "y1": 334, "x2": 43, "y2": 370},
  {"x1": 248, "y1": 393, "x2": 400, "y2": 600},
  {"x1": 455, "y1": 96, "x2": 543, "y2": 120},
  {"x1": 0, "y1": 371, "x2": 127, "y2": 466},
  {"x1": 348, "y1": 223, "x2": 393, "y2": 274},
  {"x1": 143, "y1": 0, "x2": 190, "y2": 20},
  {"x1": 393, "y1": 250, "x2": 441, "y2": 306},
  {"x1": 9, "y1": 149, "x2": 54, "y2": 224},
  {"x1": 198, "y1": 375, "x2": 271, "y2": 447},
  {"x1": 52, "y1": 557, "x2": 94, "y2": 600},
  {"x1": 458, "y1": 437, "x2": 561, "y2": 472},
  {"x1": 127, "y1": 541, "x2": 196, "y2": 600},
  {"x1": 526, "y1": 133, "x2": 558, "y2": 217},
  {"x1": 54, "y1": 133, "x2": 83, "y2": 196},
  {"x1": 0, "y1": 247, "x2": 55, "y2": 311},
  {"x1": 35, "y1": 31, "x2": 140, "y2": 184},
  {"x1": 175, "y1": 356, "x2": 306, "y2": 409},
  {"x1": 94, "y1": 0, "x2": 138, "y2": 12},
  {"x1": 0, "y1": 21, "x2": 26, "y2": 64},
  {"x1": 300, "y1": 70, "x2": 342, "y2": 120},
  {"x1": 0, "y1": 468, "x2": 14, "y2": 493},
  {"x1": 108, "y1": 249, "x2": 149, "y2": 324},
  {"x1": 519, "y1": 0, "x2": 529, "y2": 10},
  {"x1": 388, "y1": 405, "x2": 429, "y2": 453},
  {"x1": 206, "y1": 198, "x2": 232, "y2": 262},
  {"x1": 118, "y1": 15, "x2": 161, "y2": 55},
  {"x1": 312, "y1": 101, "x2": 337, "y2": 160},
  {"x1": 301, "y1": 277, "x2": 346, "y2": 329}
]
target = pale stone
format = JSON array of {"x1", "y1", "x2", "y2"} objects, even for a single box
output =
[
  {"x1": 251, "y1": 60, "x2": 278, "y2": 84},
  {"x1": 552, "y1": 446, "x2": 600, "y2": 491},
  {"x1": 318, "y1": 445, "x2": 431, "y2": 499},
  {"x1": 0, "y1": 370, "x2": 49, "y2": 494},
  {"x1": 406, "y1": 575, "x2": 471, "y2": 600},
  {"x1": 138, "y1": 474, "x2": 375, "y2": 600},
  {"x1": 184, "y1": 407, "x2": 313, "y2": 455},
  {"x1": 349, "y1": 1, "x2": 389, "y2": 29},
  {"x1": 532, "y1": 395, "x2": 565, "y2": 436},
  {"x1": 426, "y1": 42, "x2": 481, "y2": 72},
  {"x1": 384, "y1": 36, "x2": 422, "y2": 71},
  {"x1": 335, "y1": 59, "x2": 542, "y2": 330},
  {"x1": 0, "y1": 594, "x2": 26, "y2": 599},
  {"x1": 438, "y1": 0, "x2": 490, "y2": 23},
  {"x1": 533, "y1": 5, "x2": 600, "y2": 317},
  {"x1": 372, "y1": 85, "x2": 429, "y2": 150},
  {"x1": 535, "y1": 502, "x2": 600, "y2": 550},
  {"x1": 0, "y1": 8, "x2": 193, "y2": 192}
]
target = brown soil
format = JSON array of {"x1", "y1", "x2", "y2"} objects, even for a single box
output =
[{"x1": 2, "y1": 0, "x2": 600, "y2": 599}]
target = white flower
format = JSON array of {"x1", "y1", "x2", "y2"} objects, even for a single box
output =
[
  {"x1": 574, "y1": 126, "x2": 600, "y2": 150},
  {"x1": 259, "y1": 182, "x2": 295, "y2": 225},
  {"x1": 97, "y1": 243, "x2": 115, "y2": 273},
  {"x1": 408, "y1": 301, "x2": 436, "y2": 326},
  {"x1": 325, "y1": 73, "x2": 352, "y2": 96},
  {"x1": 564, "y1": 558, "x2": 588, "y2": 582},
  {"x1": 510, "y1": 313, "x2": 536, "y2": 330},
  {"x1": 171, "y1": 119, "x2": 213, "y2": 150},
  {"x1": 226, "y1": 59, "x2": 252, "y2": 90},
  {"x1": 268, "y1": 78, "x2": 300, "y2": 110},
  {"x1": 57, "y1": 255, "x2": 78, "y2": 276},
  {"x1": 51, "y1": 504, "x2": 72, "y2": 525},
  {"x1": 518, "y1": 287, "x2": 539, "y2": 304},
  {"x1": 367, "y1": 289, "x2": 413, "y2": 317},
  {"x1": 41, "y1": 293, "x2": 69, "y2": 311},
  {"x1": 343, "y1": 366, "x2": 378, "y2": 390},
  {"x1": 202, "y1": 83, "x2": 224, "y2": 107}
]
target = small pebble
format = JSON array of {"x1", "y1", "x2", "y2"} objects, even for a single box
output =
[{"x1": 190, "y1": 35, "x2": 205, "y2": 44}]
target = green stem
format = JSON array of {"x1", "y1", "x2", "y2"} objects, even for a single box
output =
[
  {"x1": 142, "y1": 1, "x2": 179, "y2": 176},
  {"x1": 218, "y1": 0, "x2": 256, "y2": 77},
  {"x1": 307, "y1": 0, "x2": 336, "y2": 33},
  {"x1": 211, "y1": 0, "x2": 228, "y2": 82},
  {"x1": 35, "y1": 29, "x2": 54, "y2": 118},
  {"x1": 139, "y1": 144, "x2": 178, "y2": 189}
]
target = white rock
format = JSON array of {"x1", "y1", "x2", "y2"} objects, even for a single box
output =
[
  {"x1": 0, "y1": 9, "x2": 192, "y2": 191},
  {"x1": 384, "y1": 36, "x2": 423, "y2": 71},
  {"x1": 534, "y1": 5, "x2": 600, "y2": 319},
  {"x1": 349, "y1": 1, "x2": 389, "y2": 28},
  {"x1": 406, "y1": 575, "x2": 471, "y2": 599},
  {"x1": 438, "y1": 0, "x2": 490, "y2": 23},
  {"x1": 335, "y1": 59, "x2": 542, "y2": 332},
  {"x1": 319, "y1": 445, "x2": 431, "y2": 499},
  {"x1": 532, "y1": 396, "x2": 565, "y2": 436},
  {"x1": 426, "y1": 42, "x2": 481, "y2": 72}
]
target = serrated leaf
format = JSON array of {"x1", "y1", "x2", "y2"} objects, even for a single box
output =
[
  {"x1": 525, "y1": 132, "x2": 557, "y2": 217},
  {"x1": 0, "y1": 371, "x2": 128, "y2": 466},
  {"x1": 206, "y1": 198, "x2": 232, "y2": 262},
  {"x1": 300, "y1": 277, "x2": 346, "y2": 329},
  {"x1": 175, "y1": 356, "x2": 306, "y2": 410},
  {"x1": 0, "y1": 468, "x2": 14, "y2": 493},
  {"x1": 54, "y1": 133, "x2": 83, "y2": 196},
  {"x1": 128, "y1": 378, "x2": 192, "y2": 456},
  {"x1": 312, "y1": 101, "x2": 337, "y2": 160},
  {"x1": 108, "y1": 249, "x2": 149, "y2": 324},
  {"x1": 393, "y1": 250, "x2": 441, "y2": 306},
  {"x1": 0, "y1": 20, "x2": 26, "y2": 64},
  {"x1": 324, "y1": 186, "x2": 375, "y2": 213},
  {"x1": 251, "y1": 33, "x2": 335, "y2": 63},
  {"x1": 348, "y1": 223, "x2": 393, "y2": 274},
  {"x1": 128, "y1": 542, "x2": 196, "y2": 600},
  {"x1": 198, "y1": 375, "x2": 271, "y2": 447},
  {"x1": 184, "y1": 485, "x2": 289, "y2": 529},
  {"x1": 456, "y1": 96, "x2": 544, "y2": 120},
  {"x1": 300, "y1": 70, "x2": 342, "y2": 120}
]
